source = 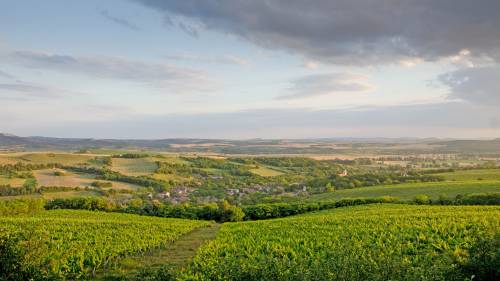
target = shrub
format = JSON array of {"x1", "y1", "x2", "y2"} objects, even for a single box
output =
[
  {"x1": 450, "y1": 234, "x2": 500, "y2": 281},
  {"x1": 0, "y1": 199, "x2": 45, "y2": 216},
  {"x1": 414, "y1": 194, "x2": 430, "y2": 205}
]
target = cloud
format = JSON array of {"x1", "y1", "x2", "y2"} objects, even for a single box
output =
[
  {"x1": 165, "y1": 53, "x2": 249, "y2": 65},
  {"x1": 440, "y1": 66, "x2": 500, "y2": 105},
  {"x1": 278, "y1": 73, "x2": 374, "y2": 100},
  {"x1": 133, "y1": 0, "x2": 500, "y2": 65},
  {"x1": 99, "y1": 9, "x2": 140, "y2": 31},
  {"x1": 6, "y1": 102, "x2": 499, "y2": 139},
  {"x1": 0, "y1": 70, "x2": 14, "y2": 79},
  {"x1": 4, "y1": 51, "x2": 215, "y2": 92},
  {"x1": 302, "y1": 61, "x2": 319, "y2": 70},
  {"x1": 0, "y1": 81, "x2": 63, "y2": 100}
]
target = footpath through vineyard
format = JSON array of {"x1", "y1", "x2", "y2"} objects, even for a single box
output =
[{"x1": 97, "y1": 223, "x2": 221, "y2": 279}]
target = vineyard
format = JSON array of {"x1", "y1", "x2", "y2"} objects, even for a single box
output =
[
  {"x1": 0, "y1": 210, "x2": 212, "y2": 279},
  {"x1": 181, "y1": 204, "x2": 500, "y2": 280}
]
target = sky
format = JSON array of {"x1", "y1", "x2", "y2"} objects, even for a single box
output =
[{"x1": 1, "y1": 0, "x2": 499, "y2": 139}]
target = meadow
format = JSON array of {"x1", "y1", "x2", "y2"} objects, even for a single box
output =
[{"x1": 309, "y1": 179, "x2": 500, "y2": 201}]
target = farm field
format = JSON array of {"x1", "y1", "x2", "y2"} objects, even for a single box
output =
[
  {"x1": 0, "y1": 152, "x2": 93, "y2": 165},
  {"x1": 249, "y1": 166, "x2": 283, "y2": 177},
  {"x1": 0, "y1": 209, "x2": 212, "y2": 279},
  {"x1": 111, "y1": 157, "x2": 158, "y2": 176},
  {"x1": 309, "y1": 179, "x2": 500, "y2": 201},
  {"x1": 436, "y1": 168, "x2": 500, "y2": 181},
  {"x1": 0, "y1": 174, "x2": 25, "y2": 187},
  {"x1": 182, "y1": 204, "x2": 500, "y2": 280},
  {"x1": 33, "y1": 169, "x2": 141, "y2": 190}
]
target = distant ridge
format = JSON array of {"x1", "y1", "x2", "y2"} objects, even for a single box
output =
[{"x1": 1, "y1": 133, "x2": 499, "y2": 154}]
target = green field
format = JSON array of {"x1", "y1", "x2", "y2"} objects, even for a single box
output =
[
  {"x1": 309, "y1": 180, "x2": 500, "y2": 201},
  {"x1": 111, "y1": 157, "x2": 158, "y2": 176},
  {"x1": 249, "y1": 166, "x2": 283, "y2": 177},
  {"x1": 183, "y1": 204, "x2": 500, "y2": 280},
  {"x1": 0, "y1": 210, "x2": 212, "y2": 279},
  {"x1": 436, "y1": 168, "x2": 500, "y2": 181}
]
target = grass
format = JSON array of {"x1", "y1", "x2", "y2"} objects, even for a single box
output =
[
  {"x1": 42, "y1": 190, "x2": 99, "y2": 199},
  {"x1": 111, "y1": 157, "x2": 158, "y2": 176},
  {"x1": 309, "y1": 180, "x2": 500, "y2": 201},
  {"x1": 97, "y1": 224, "x2": 221, "y2": 279},
  {"x1": 1, "y1": 152, "x2": 93, "y2": 165},
  {"x1": 250, "y1": 166, "x2": 283, "y2": 177},
  {"x1": 436, "y1": 168, "x2": 500, "y2": 181},
  {"x1": 0, "y1": 174, "x2": 25, "y2": 187},
  {"x1": 33, "y1": 169, "x2": 141, "y2": 190}
]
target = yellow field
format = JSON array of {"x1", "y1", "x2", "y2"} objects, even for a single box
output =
[
  {"x1": 33, "y1": 169, "x2": 140, "y2": 190},
  {"x1": 0, "y1": 152, "x2": 93, "y2": 165},
  {"x1": 0, "y1": 175, "x2": 26, "y2": 187}
]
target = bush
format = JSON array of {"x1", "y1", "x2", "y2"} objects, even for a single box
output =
[
  {"x1": 450, "y1": 234, "x2": 500, "y2": 281},
  {"x1": 0, "y1": 235, "x2": 44, "y2": 281},
  {"x1": 53, "y1": 171, "x2": 66, "y2": 176},
  {"x1": 91, "y1": 181, "x2": 113, "y2": 188},
  {"x1": 414, "y1": 194, "x2": 430, "y2": 205},
  {"x1": 0, "y1": 199, "x2": 45, "y2": 216},
  {"x1": 45, "y1": 197, "x2": 114, "y2": 211}
]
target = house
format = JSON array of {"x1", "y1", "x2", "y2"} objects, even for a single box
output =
[
  {"x1": 227, "y1": 189, "x2": 240, "y2": 196},
  {"x1": 339, "y1": 169, "x2": 348, "y2": 177},
  {"x1": 159, "y1": 191, "x2": 170, "y2": 198}
]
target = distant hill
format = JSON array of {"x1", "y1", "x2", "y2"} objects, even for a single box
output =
[
  {"x1": 434, "y1": 139, "x2": 500, "y2": 153},
  {"x1": 1, "y1": 133, "x2": 499, "y2": 154},
  {"x1": 0, "y1": 133, "x2": 230, "y2": 151}
]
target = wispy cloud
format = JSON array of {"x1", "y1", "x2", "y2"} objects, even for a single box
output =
[
  {"x1": 277, "y1": 73, "x2": 375, "y2": 100},
  {"x1": 165, "y1": 53, "x2": 249, "y2": 66},
  {"x1": 0, "y1": 70, "x2": 15, "y2": 79},
  {"x1": 4, "y1": 50, "x2": 217, "y2": 93},
  {"x1": 98, "y1": 9, "x2": 140, "y2": 31},
  {"x1": 0, "y1": 81, "x2": 65, "y2": 100}
]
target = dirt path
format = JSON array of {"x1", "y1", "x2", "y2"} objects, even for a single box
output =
[{"x1": 96, "y1": 223, "x2": 220, "y2": 279}]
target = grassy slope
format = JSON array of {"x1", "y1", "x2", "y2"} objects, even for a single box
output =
[
  {"x1": 250, "y1": 166, "x2": 283, "y2": 177},
  {"x1": 436, "y1": 168, "x2": 500, "y2": 181},
  {"x1": 309, "y1": 180, "x2": 500, "y2": 201},
  {"x1": 111, "y1": 157, "x2": 158, "y2": 176},
  {"x1": 98, "y1": 224, "x2": 221, "y2": 279}
]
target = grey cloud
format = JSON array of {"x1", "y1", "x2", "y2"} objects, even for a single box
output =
[
  {"x1": 440, "y1": 66, "x2": 500, "y2": 105},
  {"x1": 99, "y1": 9, "x2": 140, "y2": 31},
  {"x1": 278, "y1": 73, "x2": 373, "y2": 100},
  {"x1": 133, "y1": 0, "x2": 500, "y2": 65},
  {"x1": 5, "y1": 51, "x2": 215, "y2": 92}
]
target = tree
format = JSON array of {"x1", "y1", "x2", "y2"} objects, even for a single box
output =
[
  {"x1": 326, "y1": 182, "x2": 335, "y2": 192},
  {"x1": 219, "y1": 200, "x2": 244, "y2": 222}
]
